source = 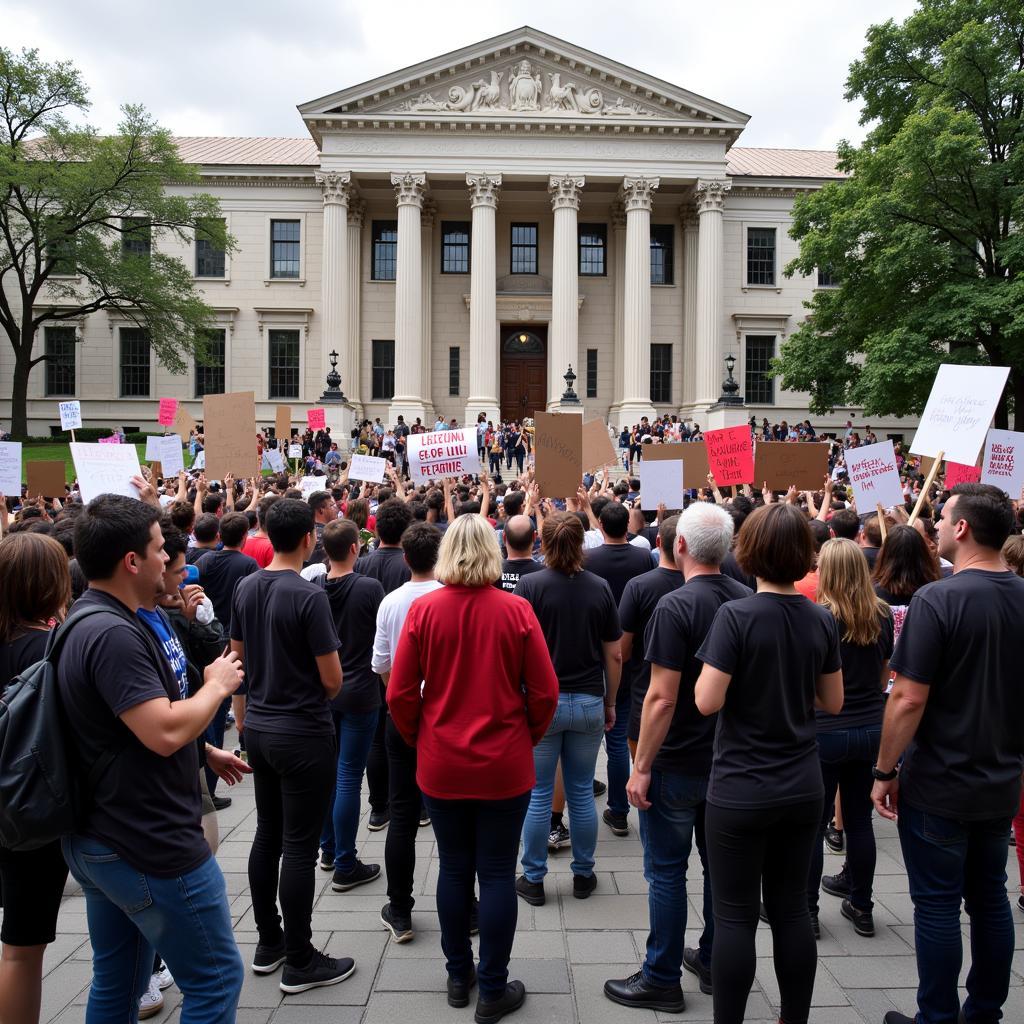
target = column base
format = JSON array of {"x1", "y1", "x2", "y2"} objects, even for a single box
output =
[
  {"x1": 703, "y1": 402, "x2": 750, "y2": 432},
  {"x1": 465, "y1": 399, "x2": 499, "y2": 429},
  {"x1": 322, "y1": 402, "x2": 356, "y2": 450},
  {"x1": 617, "y1": 401, "x2": 657, "y2": 426},
  {"x1": 388, "y1": 397, "x2": 429, "y2": 427}
]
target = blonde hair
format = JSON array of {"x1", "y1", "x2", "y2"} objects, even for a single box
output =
[
  {"x1": 816, "y1": 538, "x2": 890, "y2": 646},
  {"x1": 434, "y1": 513, "x2": 502, "y2": 586}
]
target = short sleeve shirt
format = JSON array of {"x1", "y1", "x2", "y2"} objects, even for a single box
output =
[
  {"x1": 815, "y1": 612, "x2": 893, "y2": 732},
  {"x1": 496, "y1": 557, "x2": 544, "y2": 594}
]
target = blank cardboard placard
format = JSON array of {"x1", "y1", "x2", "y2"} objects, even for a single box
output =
[
  {"x1": 642, "y1": 442, "x2": 710, "y2": 489},
  {"x1": 203, "y1": 392, "x2": 257, "y2": 480},
  {"x1": 639, "y1": 457, "x2": 686, "y2": 510},
  {"x1": 26, "y1": 461, "x2": 67, "y2": 499},
  {"x1": 70, "y1": 443, "x2": 143, "y2": 503},
  {"x1": 582, "y1": 419, "x2": 617, "y2": 474},
  {"x1": 275, "y1": 405, "x2": 292, "y2": 444},
  {"x1": 753, "y1": 442, "x2": 829, "y2": 491},
  {"x1": 534, "y1": 412, "x2": 583, "y2": 498},
  {"x1": 173, "y1": 404, "x2": 197, "y2": 442},
  {"x1": 981, "y1": 428, "x2": 1024, "y2": 495}
]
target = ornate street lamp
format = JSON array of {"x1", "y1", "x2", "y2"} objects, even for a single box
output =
[
  {"x1": 320, "y1": 349, "x2": 347, "y2": 403},
  {"x1": 719, "y1": 353, "x2": 742, "y2": 405},
  {"x1": 561, "y1": 364, "x2": 581, "y2": 404}
]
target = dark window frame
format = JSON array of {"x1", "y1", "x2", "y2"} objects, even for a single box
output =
[
  {"x1": 44, "y1": 325, "x2": 76, "y2": 396},
  {"x1": 441, "y1": 221, "x2": 471, "y2": 274},
  {"x1": 586, "y1": 348, "x2": 598, "y2": 398},
  {"x1": 371, "y1": 220, "x2": 398, "y2": 281},
  {"x1": 650, "y1": 224, "x2": 675, "y2": 286},
  {"x1": 578, "y1": 223, "x2": 607, "y2": 277},
  {"x1": 372, "y1": 339, "x2": 396, "y2": 400},
  {"x1": 119, "y1": 327, "x2": 151, "y2": 397},
  {"x1": 650, "y1": 343, "x2": 672, "y2": 404},
  {"x1": 744, "y1": 335, "x2": 776, "y2": 404},
  {"x1": 45, "y1": 219, "x2": 76, "y2": 276},
  {"x1": 269, "y1": 219, "x2": 301, "y2": 279},
  {"x1": 510, "y1": 222, "x2": 539, "y2": 275},
  {"x1": 816, "y1": 266, "x2": 839, "y2": 288},
  {"x1": 196, "y1": 218, "x2": 227, "y2": 278},
  {"x1": 121, "y1": 217, "x2": 151, "y2": 260},
  {"x1": 195, "y1": 328, "x2": 226, "y2": 398},
  {"x1": 746, "y1": 227, "x2": 776, "y2": 286},
  {"x1": 448, "y1": 346, "x2": 460, "y2": 396},
  {"x1": 268, "y1": 328, "x2": 300, "y2": 399}
]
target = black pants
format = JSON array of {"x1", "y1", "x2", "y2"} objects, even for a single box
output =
[
  {"x1": 366, "y1": 691, "x2": 390, "y2": 814},
  {"x1": 246, "y1": 728, "x2": 336, "y2": 967},
  {"x1": 423, "y1": 791, "x2": 531, "y2": 1001},
  {"x1": 385, "y1": 715, "x2": 421, "y2": 914},
  {"x1": 706, "y1": 797, "x2": 823, "y2": 1024}
]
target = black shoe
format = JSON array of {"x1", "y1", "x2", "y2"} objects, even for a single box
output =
[
  {"x1": 515, "y1": 874, "x2": 545, "y2": 906},
  {"x1": 547, "y1": 823, "x2": 571, "y2": 851},
  {"x1": 593, "y1": 778, "x2": 607, "y2": 797},
  {"x1": 824, "y1": 820, "x2": 845, "y2": 854},
  {"x1": 448, "y1": 967, "x2": 477, "y2": 1008},
  {"x1": 367, "y1": 809, "x2": 390, "y2": 832},
  {"x1": 211, "y1": 794, "x2": 232, "y2": 811},
  {"x1": 573, "y1": 873, "x2": 597, "y2": 899},
  {"x1": 821, "y1": 863, "x2": 850, "y2": 898},
  {"x1": 759, "y1": 901, "x2": 769, "y2": 924},
  {"x1": 331, "y1": 860, "x2": 381, "y2": 892},
  {"x1": 319, "y1": 851, "x2": 335, "y2": 872},
  {"x1": 882, "y1": 1013, "x2": 914, "y2": 1024},
  {"x1": 681, "y1": 947, "x2": 712, "y2": 995},
  {"x1": 279, "y1": 950, "x2": 356, "y2": 994},
  {"x1": 603, "y1": 970, "x2": 685, "y2": 1013},
  {"x1": 470, "y1": 899, "x2": 480, "y2": 936},
  {"x1": 841, "y1": 898, "x2": 875, "y2": 937},
  {"x1": 811, "y1": 913, "x2": 821, "y2": 940},
  {"x1": 418, "y1": 807, "x2": 431, "y2": 828},
  {"x1": 380, "y1": 904, "x2": 413, "y2": 944},
  {"x1": 603, "y1": 808, "x2": 629, "y2": 836},
  {"x1": 475, "y1": 980, "x2": 526, "y2": 1023},
  {"x1": 251, "y1": 939, "x2": 287, "y2": 974}
]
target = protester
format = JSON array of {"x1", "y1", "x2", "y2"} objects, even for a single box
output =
[
  {"x1": 871, "y1": 524, "x2": 940, "y2": 643},
  {"x1": 496, "y1": 514, "x2": 542, "y2": 593}
]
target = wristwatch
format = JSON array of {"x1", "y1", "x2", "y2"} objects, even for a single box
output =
[{"x1": 872, "y1": 764, "x2": 898, "y2": 781}]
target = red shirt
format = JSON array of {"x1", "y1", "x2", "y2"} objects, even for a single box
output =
[
  {"x1": 242, "y1": 535, "x2": 274, "y2": 569},
  {"x1": 387, "y1": 584, "x2": 559, "y2": 801}
]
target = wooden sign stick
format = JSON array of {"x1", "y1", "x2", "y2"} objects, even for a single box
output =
[
  {"x1": 908, "y1": 449, "x2": 943, "y2": 526},
  {"x1": 876, "y1": 502, "x2": 887, "y2": 542}
]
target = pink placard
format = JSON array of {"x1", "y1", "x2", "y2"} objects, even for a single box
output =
[
  {"x1": 98, "y1": 435, "x2": 121, "y2": 444},
  {"x1": 705, "y1": 425, "x2": 754, "y2": 486},
  {"x1": 158, "y1": 398, "x2": 179, "y2": 426},
  {"x1": 945, "y1": 461, "x2": 981, "y2": 488},
  {"x1": 306, "y1": 407, "x2": 326, "y2": 431}
]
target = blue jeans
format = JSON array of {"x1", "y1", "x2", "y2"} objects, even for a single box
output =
[
  {"x1": 320, "y1": 707, "x2": 379, "y2": 872},
  {"x1": 62, "y1": 837, "x2": 242, "y2": 1024},
  {"x1": 640, "y1": 771, "x2": 713, "y2": 987},
  {"x1": 603, "y1": 685, "x2": 632, "y2": 816},
  {"x1": 898, "y1": 801, "x2": 1015, "y2": 1024},
  {"x1": 521, "y1": 692, "x2": 605, "y2": 881}
]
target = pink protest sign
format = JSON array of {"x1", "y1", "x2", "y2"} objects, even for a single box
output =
[
  {"x1": 945, "y1": 461, "x2": 981, "y2": 488},
  {"x1": 845, "y1": 440, "x2": 904, "y2": 508},
  {"x1": 307, "y1": 407, "x2": 326, "y2": 431},
  {"x1": 158, "y1": 398, "x2": 179, "y2": 427},
  {"x1": 704, "y1": 425, "x2": 754, "y2": 486},
  {"x1": 980, "y1": 429, "x2": 1024, "y2": 495},
  {"x1": 98, "y1": 435, "x2": 121, "y2": 445}
]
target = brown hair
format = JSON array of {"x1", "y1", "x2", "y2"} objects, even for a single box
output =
[
  {"x1": 541, "y1": 512, "x2": 585, "y2": 576},
  {"x1": 0, "y1": 533, "x2": 72, "y2": 643},
  {"x1": 863, "y1": 512, "x2": 896, "y2": 548},
  {"x1": 323, "y1": 518, "x2": 360, "y2": 562},
  {"x1": 1002, "y1": 535, "x2": 1024, "y2": 578},
  {"x1": 345, "y1": 498, "x2": 369, "y2": 531},
  {"x1": 658, "y1": 514, "x2": 679, "y2": 554},
  {"x1": 872, "y1": 525, "x2": 940, "y2": 599},
  {"x1": 734, "y1": 503, "x2": 814, "y2": 584}
]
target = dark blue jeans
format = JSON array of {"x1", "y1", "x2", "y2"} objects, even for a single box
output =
[
  {"x1": 639, "y1": 771, "x2": 713, "y2": 988},
  {"x1": 604, "y1": 685, "x2": 632, "y2": 816},
  {"x1": 898, "y1": 800, "x2": 1015, "y2": 1024}
]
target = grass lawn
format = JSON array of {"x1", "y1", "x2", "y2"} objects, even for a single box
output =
[{"x1": 20, "y1": 442, "x2": 181, "y2": 484}]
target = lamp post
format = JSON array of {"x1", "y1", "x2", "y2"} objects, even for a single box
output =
[
  {"x1": 718, "y1": 353, "x2": 742, "y2": 405},
  {"x1": 561, "y1": 364, "x2": 581, "y2": 404},
  {"x1": 319, "y1": 349, "x2": 347, "y2": 404}
]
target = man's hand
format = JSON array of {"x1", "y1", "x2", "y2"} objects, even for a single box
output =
[
  {"x1": 785, "y1": 485, "x2": 799, "y2": 504},
  {"x1": 204, "y1": 651, "x2": 244, "y2": 698},
  {"x1": 871, "y1": 777, "x2": 899, "y2": 821},
  {"x1": 205, "y1": 746, "x2": 253, "y2": 786},
  {"x1": 131, "y1": 475, "x2": 160, "y2": 508},
  {"x1": 626, "y1": 767, "x2": 652, "y2": 810},
  {"x1": 197, "y1": 473, "x2": 209, "y2": 494},
  {"x1": 179, "y1": 584, "x2": 205, "y2": 622}
]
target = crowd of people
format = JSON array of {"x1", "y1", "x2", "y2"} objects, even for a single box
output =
[{"x1": 0, "y1": 417, "x2": 1022, "y2": 1024}]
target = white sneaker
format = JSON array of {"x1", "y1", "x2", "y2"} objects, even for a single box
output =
[
  {"x1": 139, "y1": 974, "x2": 165, "y2": 1019},
  {"x1": 154, "y1": 962, "x2": 174, "y2": 990}
]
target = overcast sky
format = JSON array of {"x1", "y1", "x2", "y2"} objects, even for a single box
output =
[{"x1": 3, "y1": 0, "x2": 919, "y2": 149}]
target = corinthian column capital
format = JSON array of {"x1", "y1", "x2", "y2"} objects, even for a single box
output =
[
  {"x1": 347, "y1": 196, "x2": 366, "y2": 228},
  {"x1": 694, "y1": 178, "x2": 731, "y2": 214},
  {"x1": 391, "y1": 171, "x2": 427, "y2": 208},
  {"x1": 621, "y1": 175, "x2": 660, "y2": 213},
  {"x1": 549, "y1": 174, "x2": 585, "y2": 211},
  {"x1": 467, "y1": 173, "x2": 502, "y2": 209},
  {"x1": 315, "y1": 170, "x2": 352, "y2": 206}
]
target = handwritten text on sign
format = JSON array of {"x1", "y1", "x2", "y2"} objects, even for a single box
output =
[
  {"x1": 58, "y1": 400, "x2": 82, "y2": 431},
  {"x1": 408, "y1": 429, "x2": 475, "y2": 482},
  {"x1": 981, "y1": 428, "x2": 1024, "y2": 495},
  {"x1": 704, "y1": 425, "x2": 754, "y2": 486},
  {"x1": 845, "y1": 440, "x2": 904, "y2": 509},
  {"x1": 157, "y1": 398, "x2": 179, "y2": 426},
  {"x1": 70, "y1": 442, "x2": 143, "y2": 503}
]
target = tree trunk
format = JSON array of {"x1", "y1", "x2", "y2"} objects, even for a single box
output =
[{"x1": 10, "y1": 343, "x2": 32, "y2": 440}]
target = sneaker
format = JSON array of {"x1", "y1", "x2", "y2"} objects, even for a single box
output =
[
  {"x1": 252, "y1": 938, "x2": 287, "y2": 974},
  {"x1": 474, "y1": 979, "x2": 527, "y2": 1023},
  {"x1": 882, "y1": 1013, "x2": 914, "y2": 1024},
  {"x1": 332, "y1": 860, "x2": 381, "y2": 892},
  {"x1": 603, "y1": 970, "x2": 685, "y2": 1014},
  {"x1": 603, "y1": 808, "x2": 629, "y2": 837},
  {"x1": 368, "y1": 809, "x2": 390, "y2": 832},
  {"x1": 681, "y1": 947, "x2": 712, "y2": 994},
  {"x1": 380, "y1": 903, "x2": 414, "y2": 944},
  {"x1": 138, "y1": 975, "x2": 164, "y2": 1019},
  {"x1": 319, "y1": 850, "x2": 335, "y2": 872},
  {"x1": 547, "y1": 823, "x2": 571, "y2": 851},
  {"x1": 153, "y1": 961, "x2": 174, "y2": 990},
  {"x1": 821, "y1": 864, "x2": 851, "y2": 899},
  {"x1": 573, "y1": 873, "x2": 597, "y2": 899},
  {"x1": 592, "y1": 778, "x2": 607, "y2": 797},
  {"x1": 418, "y1": 807, "x2": 431, "y2": 828},
  {"x1": 824, "y1": 821, "x2": 845, "y2": 854},
  {"x1": 447, "y1": 967, "x2": 478, "y2": 1008},
  {"x1": 279, "y1": 950, "x2": 356, "y2": 994},
  {"x1": 515, "y1": 874, "x2": 545, "y2": 907},
  {"x1": 211, "y1": 794, "x2": 232, "y2": 811},
  {"x1": 841, "y1": 898, "x2": 875, "y2": 937}
]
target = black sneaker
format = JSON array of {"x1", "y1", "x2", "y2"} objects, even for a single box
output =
[
  {"x1": 251, "y1": 939, "x2": 287, "y2": 974},
  {"x1": 470, "y1": 899, "x2": 480, "y2": 936},
  {"x1": 211, "y1": 794, "x2": 232, "y2": 811},
  {"x1": 841, "y1": 898, "x2": 875, "y2": 937},
  {"x1": 882, "y1": 1013, "x2": 914, "y2": 1024},
  {"x1": 603, "y1": 808, "x2": 629, "y2": 836},
  {"x1": 824, "y1": 821, "x2": 845, "y2": 854},
  {"x1": 447, "y1": 967, "x2": 477, "y2": 1008},
  {"x1": 821, "y1": 864, "x2": 851, "y2": 898},
  {"x1": 331, "y1": 860, "x2": 381, "y2": 892},
  {"x1": 681, "y1": 947, "x2": 712, "y2": 994},
  {"x1": 418, "y1": 807, "x2": 431, "y2": 828},
  {"x1": 547, "y1": 823, "x2": 570, "y2": 851},
  {"x1": 368, "y1": 809, "x2": 390, "y2": 832},
  {"x1": 603, "y1": 970, "x2": 685, "y2": 1014},
  {"x1": 279, "y1": 950, "x2": 356, "y2": 994},
  {"x1": 515, "y1": 874, "x2": 545, "y2": 906},
  {"x1": 380, "y1": 904, "x2": 413, "y2": 943},
  {"x1": 319, "y1": 851, "x2": 335, "y2": 872},
  {"x1": 573, "y1": 873, "x2": 597, "y2": 899},
  {"x1": 593, "y1": 778, "x2": 607, "y2": 797},
  {"x1": 475, "y1": 979, "x2": 526, "y2": 1023}
]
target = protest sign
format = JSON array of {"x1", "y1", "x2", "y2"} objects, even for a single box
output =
[
  {"x1": 264, "y1": 449, "x2": 286, "y2": 474},
  {"x1": 307, "y1": 407, "x2": 326, "y2": 431},
  {"x1": 349, "y1": 453, "x2": 387, "y2": 483},
  {"x1": 98, "y1": 435, "x2": 121, "y2": 444},
  {"x1": 26, "y1": 461, "x2": 67, "y2": 499},
  {"x1": 582, "y1": 419, "x2": 617, "y2": 474},
  {"x1": 203, "y1": 391, "x2": 256, "y2": 479},
  {"x1": 753, "y1": 441, "x2": 829, "y2": 491},
  {"x1": 300, "y1": 476, "x2": 326, "y2": 498},
  {"x1": 980, "y1": 428, "x2": 1023, "y2": 495},
  {"x1": 533, "y1": 413, "x2": 583, "y2": 498},
  {"x1": 704, "y1": 425, "x2": 754, "y2": 486},
  {"x1": 910, "y1": 363, "x2": 1010, "y2": 465},
  {"x1": 0, "y1": 441, "x2": 22, "y2": 495},
  {"x1": 639, "y1": 457, "x2": 685, "y2": 510},
  {"x1": 945, "y1": 461, "x2": 981, "y2": 488},
  {"x1": 408, "y1": 428, "x2": 476, "y2": 483},
  {"x1": 275, "y1": 405, "x2": 292, "y2": 444},
  {"x1": 173, "y1": 404, "x2": 197, "y2": 443},
  {"x1": 642, "y1": 442, "x2": 710, "y2": 490},
  {"x1": 147, "y1": 435, "x2": 184, "y2": 477},
  {"x1": 845, "y1": 440, "x2": 904, "y2": 509},
  {"x1": 157, "y1": 398, "x2": 179, "y2": 427},
  {"x1": 70, "y1": 442, "x2": 143, "y2": 503},
  {"x1": 58, "y1": 400, "x2": 81, "y2": 431},
  {"x1": 191, "y1": 450, "x2": 206, "y2": 470},
  {"x1": 288, "y1": 444, "x2": 302, "y2": 460}
]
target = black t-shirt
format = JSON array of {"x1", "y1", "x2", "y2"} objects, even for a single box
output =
[
  {"x1": 697, "y1": 593, "x2": 842, "y2": 809},
  {"x1": 720, "y1": 550, "x2": 756, "y2": 591},
  {"x1": 890, "y1": 569, "x2": 1024, "y2": 820},
  {"x1": 495, "y1": 557, "x2": 544, "y2": 594},
  {"x1": 56, "y1": 590, "x2": 208, "y2": 877},
  {"x1": 185, "y1": 545, "x2": 216, "y2": 565},
  {"x1": 355, "y1": 546, "x2": 412, "y2": 595},
  {"x1": 0, "y1": 629, "x2": 49, "y2": 697},
  {"x1": 643, "y1": 574, "x2": 752, "y2": 775},
  {"x1": 230, "y1": 569, "x2": 341, "y2": 736},
  {"x1": 514, "y1": 568, "x2": 621, "y2": 696},
  {"x1": 585, "y1": 543, "x2": 656, "y2": 605},
  {"x1": 195, "y1": 548, "x2": 259, "y2": 632},
  {"x1": 323, "y1": 573, "x2": 385, "y2": 714},
  {"x1": 816, "y1": 612, "x2": 893, "y2": 732}
]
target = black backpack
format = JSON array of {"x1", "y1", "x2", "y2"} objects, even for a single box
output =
[{"x1": 0, "y1": 606, "x2": 126, "y2": 851}]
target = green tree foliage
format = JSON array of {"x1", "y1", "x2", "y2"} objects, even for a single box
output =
[
  {"x1": 0, "y1": 47, "x2": 233, "y2": 437},
  {"x1": 775, "y1": 1, "x2": 1023, "y2": 427}
]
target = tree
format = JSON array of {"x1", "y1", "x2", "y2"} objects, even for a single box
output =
[
  {"x1": 0, "y1": 47, "x2": 233, "y2": 437},
  {"x1": 774, "y1": 1, "x2": 1023, "y2": 428}
]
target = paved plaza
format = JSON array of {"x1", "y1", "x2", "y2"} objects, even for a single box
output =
[{"x1": 37, "y1": 746, "x2": 1024, "y2": 1024}]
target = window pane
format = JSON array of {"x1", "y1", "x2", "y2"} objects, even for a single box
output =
[
  {"x1": 46, "y1": 219, "x2": 76, "y2": 275},
  {"x1": 744, "y1": 335, "x2": 775, "y2": 404},
  {"x1": 650, "y1": 343, "x2": 672, "y2": 404},
  {"x1": 372, "y1": 340, "x2": 395, "y2": 400},
  {"x1": 270, "y1": 220, "x2": 301, "y2": 279},
  {"x1": 586, "y1": 348, "x2": 598, "y2": 398},
  {"x1": 268, "y1": 329, "x2": 300, "y2": 399},
  {"x1": 441, "y1": 221, "x2": 471, "y2": 274},
  {"x1": 196, "y1": 219, "x2": 226, "y2": 277},
  {"x1": 119, "y1": 327, "x2": 151, "y2": 397},
  {"x1": 817, "y1": 265, "x2": 839, "y2": 287},
  {"x1": 44, "y1": 326, "x2": 76, "y2": 396},
  {"x1": 650, "y1": 225, "x2": 674, "y2": 285},
  {"x1": 511, "y1": 222, "x2": 538, "y2": 274},
  {"x1": 449, "y1": 346, "x2": 460, "y2": 396},
  {"x1": 372, "y1": 220, "x2": 398, "y2": 281},
  {"x1": 579, "y1": 224, "x2": 607, "y2": 276},
  {"x1": 195, "y1": 329, "x2": 226, "y2": 397},
  {"x1": 746, "y1": 228, "x2": 776, "y2": 286},
  {"x1": 122, "y1": 218, "x2": 151, "y2": 259}
]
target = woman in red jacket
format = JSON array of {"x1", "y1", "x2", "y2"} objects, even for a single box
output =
[{"x1": 387, "y1": 514, "x2": 558, "y2": 1024}]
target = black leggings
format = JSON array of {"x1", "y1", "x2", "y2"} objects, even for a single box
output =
[
  {"x1": 366, "y1": 692, "x2": 389, "y2": 814},
  {"x1": 705, "y1": 798, "x2": 822, "y2": 1024},
  {"x1": 385, "y1": 715, "x2": 421, "y2": 914}
]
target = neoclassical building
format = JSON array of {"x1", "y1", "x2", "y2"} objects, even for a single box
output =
[{"x1": 7, "y1": 27, "x2": 917, "y2": 437}]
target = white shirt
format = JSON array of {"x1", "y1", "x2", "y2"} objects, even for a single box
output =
[
  {"x1": 583, "y1": 529, "x2": 603, "y2": 550},
  {"x1": 371, "y1": 579, "x2": 445, "y2": 676}
]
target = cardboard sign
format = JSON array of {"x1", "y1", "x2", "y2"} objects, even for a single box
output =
[
  {"x1": 98, "y1": 435, "x2": 121, "y2": 444},
  {"x1": 705, "y1": 425, "x2": 754, "y2": 486},
  {"x1": 25, "y1": 461, "x2": 67, "y2": 499},
  {"x1": 288, "y1": 444, "x2": 303, "y2": 461},
  {"x1": 639, "y1": 456, "x2": 686, "y2": 510},
  {"x1": 264, "y1": 449, "x2": 286, "y2": 474},
  {"x1": 58, "y1": 400, "x2": 81, "y2": 431},
  {"x1": 301, "y1": 476, "x2": 327, "y2": 499},
  {"x1": 173, "y1": 404, "x2": 197, "y2": 442},
  {"x1": 582, "y1": 419, "x2": 617, "y2": 474},
  {"x1": 275, "y1": 405, "x2": 292, "y2": 444},
  {"x1": 642, "y1": 442, "x2": 710, "y2": 490},
  {"x1": 0, "y1": 441, "x2": 23, "y2": 495},
  {"x1": 945, "y1": 461, "x2": 981, "y2": 488},
  {"x1": 753, "y1": 441, "x2": 829, "y2": 491},
  {"x1": 147, "y1": 435, "x2": 184, "y2": 477},
  {"x1": 70, "y1": 442, "x2": 143, "y2": 503},
  {"x1": 533, "y1": 413, "x2": 583, "y2": 498},
  {"x1": 845, "y1": 440, "x2": 904, "y2": 509},
  {"x1": 203, "y1": 391, "x2": 257, "y2": 480},
  {"x1": 157, "y1": 397, "x2": 179, "y2": 427},
  {"x1": 349, "y1": 453, "x2": 387, "y2": 483},
  {"x1": 408, "y1": 428, "x2": 476, "y2": 483},
  {"x1": 307, "y1": 407, "x2": 326, "y2": 431},
  {"x1": 981, "y1": 428, "x2": 1023, "y2": 495},
  {"x1": 910, "y1": 363, "x2": 1011, "y2": 465}
]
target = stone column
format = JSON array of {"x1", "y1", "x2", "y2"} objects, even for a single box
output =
[
  {"x1": 420, "y1": 199, "x2": 436, "y2": 423},
  {"x1": 315, "y1": 170, "x2": 351, "y2": 403},
  {"x1": 608, "y1": 200, "x2": 627, "y2": 422},
  {"x1": 465, "y1": 173, "x2": 501, "y2": 426},
  {"x1": 618, "y1": 175, "x2": 659, "y2": 424},
  {"x1": 346, "y1": 197, "x2": 364, "y2": 417},
  {"x1": 680, "y1": 202, "x2": 699, "y2": 420},
  {"x1": 693, "y1": 179, "x2": 730, "y2": 414},
  {"x1": 547, "y1": 174, "x2": 585, "y2": 411},
  {"x1": 388, "y1": 171, "x2": 428, "y2": 424}
]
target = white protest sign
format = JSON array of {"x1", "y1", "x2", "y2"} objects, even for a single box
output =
[
  {"x1": 265, "y1": 449, "x2": 286, "y2": 473},
  {"x1": 288, "y1": 445, "x2": 302, "y2": 460},
  {"x1": 70, "y1": 442, "x2": 143, "y2": 503},
  {"x1": 58, "y1": 400, "x2": 82, "y2": 431},
  {"x1": 910, "y1": 364, "x2": 1010, "y2": 465},
  {"x1": 349, "y1": 453, "x2": 386, "y2": 483},
  {"x1": 408, "y1": 428, "x2": 475, "y2": 483},
  {"x1": 148, "y1": 435, "x2": 184, "y2": 477},
  {"x1": 844, "y1": 440, "x2": 904, "y2": 509},
  {"x1": 981, "y1": 428, "x2": 1024, "y2": 495},
  {"x1": 0, "y1": 441, "x2": 22, "y2": 495},
  {"x1": 639, "y1": 457, "x2": 686, "y2": 510},
  {"x1": 301, "y1": 476, "x2": 327, "y2": 499},
  {"x1": 191, "y1": 450, "x2": 206, "y2": 470}
]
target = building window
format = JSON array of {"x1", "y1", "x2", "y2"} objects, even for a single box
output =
[
  {"x1": 372, "y1": 340, "x2": 395, "y2": 400},
  {"x1": 745, "y1": 335, "x2": 775, "y2": 404},
  {"x1": 511, "y1": 223, "x2": 538, "y2": 274},
  {"x1": 372, "y1": 220, "x2": 398, "y2": 281},
  {"x1": 586, "y1": 348, "x2": 598, "y2": 398},
  {"x1": 448, "y1": 346, "x2": 460, "y2": 396},
  {"x1": 119, "y1": 327, "x2": 151, "y2": 397},
  {"x1": 44, "y1": 326, "x2": 76, "y2": 396},
  {"x1": 441, "y1": 221, "x2": 470, "y2": 274},
  {"x1": 650, "y1": 225, "x2": 674, "y2": 285},
  {"x1": 195, "y1": 329, "x2": 226, "y2": 397},
  {"x1": 270, "y1": 219, "x2": 300, "y2": 279},
  {"x1": 746, "y1": 227, "x2": 776, "y2": 286},
  {"x1": 268, "y1": 329, "x2": 300, "y2": 399},
  {"x1": 196, "y1": 219, "x2": 226, "y2": 278},
  {"x1": 578, "y1": 223, "x2": 607, "y2": 276},
  {"x1": 650, "y1": 343, "x2": 672, "y2": 404},
  {"x1": 45, "y1": 219, "x2": 76, "y2": 276},
  {"x1": 122, "y1": 218, "x2": 151, "y2": 260},
  {"x1": 817, "y1": 266, "x2": 839, "y2": 288}
]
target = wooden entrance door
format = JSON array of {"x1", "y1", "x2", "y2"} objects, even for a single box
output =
[{"x1": 500, "y1": 326, "x2": 547, "y2": 422}]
